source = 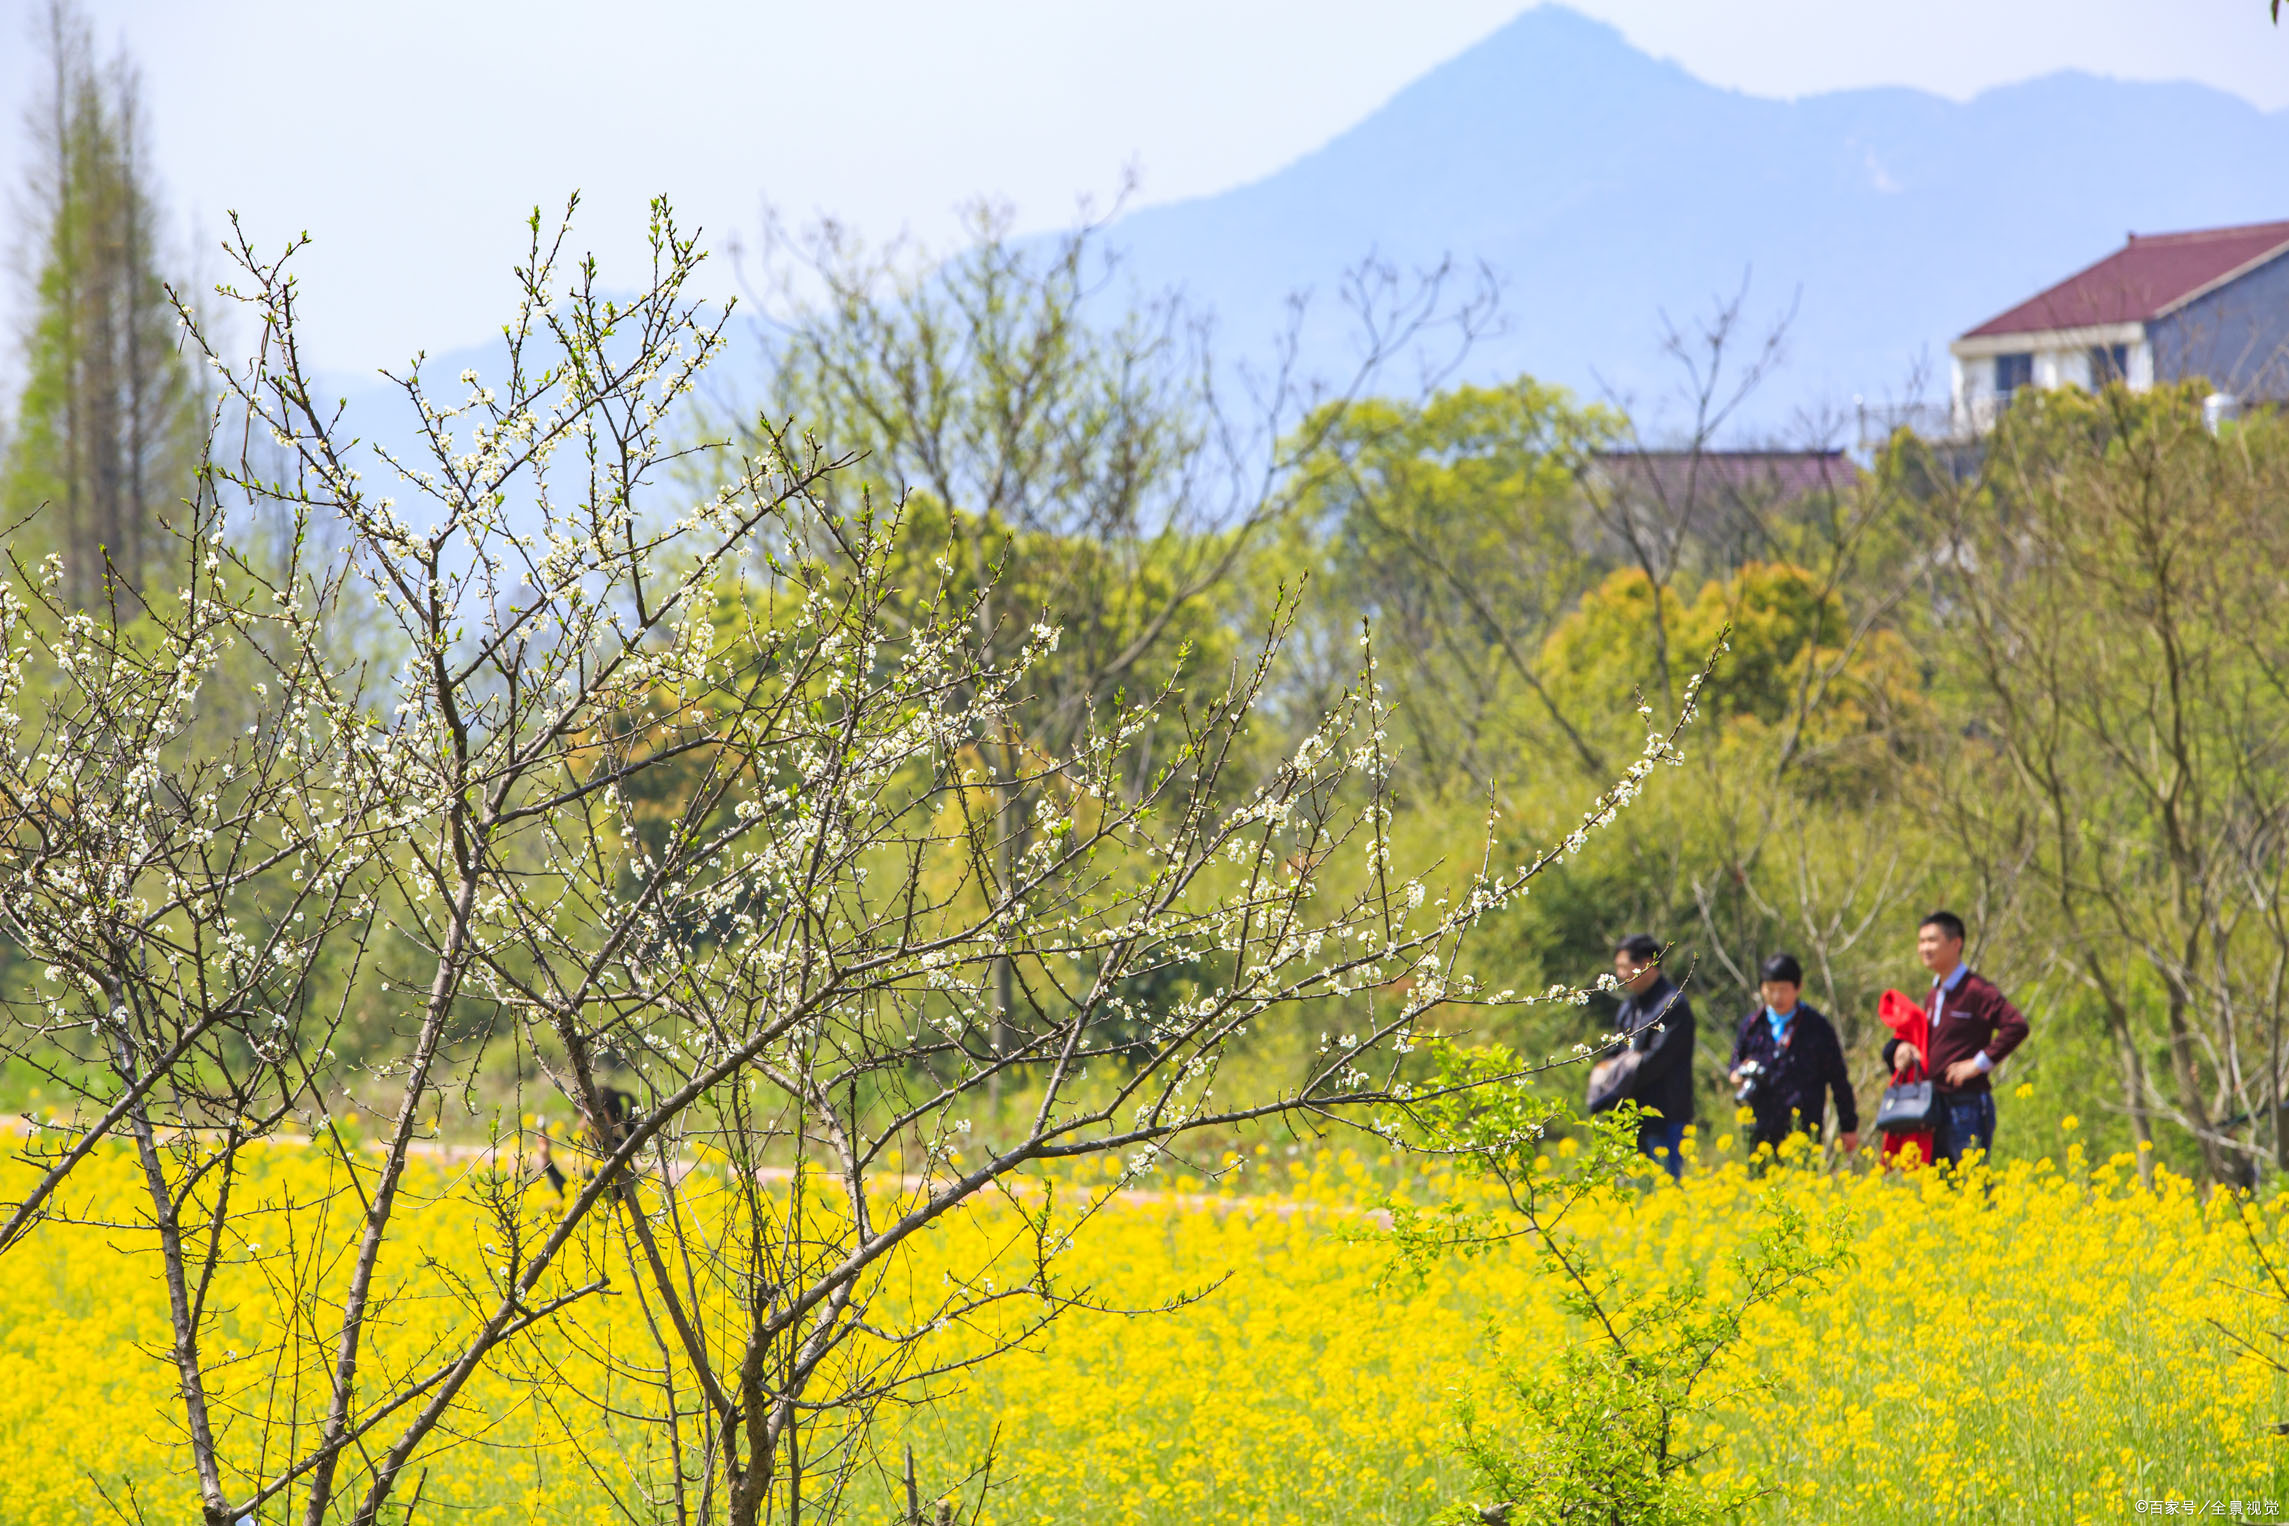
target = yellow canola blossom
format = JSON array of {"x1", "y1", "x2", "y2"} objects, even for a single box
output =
[{"x1": 1, "y1": 1140, "x2": 2284, "y2": 1524}]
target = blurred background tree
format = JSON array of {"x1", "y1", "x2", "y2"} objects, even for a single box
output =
[
  {"x1": 3, "y1": 0, "x2": 2282, "y2": 1192},
  {"x1": 2, "y1": 0, "x2": 201, "y2": 613}
]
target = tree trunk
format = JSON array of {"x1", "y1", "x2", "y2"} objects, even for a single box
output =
[{"x1": 2165, "y1": 985, "x2": 2228, "y2": 1181}]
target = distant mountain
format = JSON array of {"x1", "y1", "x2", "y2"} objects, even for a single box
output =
[{"x1": 1103, "y1": 5, "x2": 2289, "y2": 438}]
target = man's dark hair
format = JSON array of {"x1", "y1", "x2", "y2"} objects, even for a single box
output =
[
  {"x1": 1616, "y1": 933, "x2": 1662, "y2": 963},
  {"x1": 1760, "y1": 953, "x2": 1803, "y2": 986},
  {"x1": 1919, "y1": 910, "x2": 1967, "y2": 944}
]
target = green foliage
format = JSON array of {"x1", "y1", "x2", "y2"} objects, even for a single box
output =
[
  {"x1": 1541, "y1": 561, "x2": 1921, "y2": 751},
  {"x1": 750, "y1": 206, "x2": 1242, "y2": 782},
  {"x1": 1890, "y1": 382, "x2": 2289, "y2": 1181},
  {"x1": 1282, "y1": 378, "x2": 1622, "y2": 791},
  {"x1": 1370, "y1": 1042, "x2": 1853, "y2": 1525},
  {"x1": 873, "y1": 488, "x2": 1244, "y2": 763}
]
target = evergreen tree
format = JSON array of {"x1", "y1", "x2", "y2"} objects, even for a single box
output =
[{"x1": 3, "y1": 1, "x2": 200, "y2": 610}]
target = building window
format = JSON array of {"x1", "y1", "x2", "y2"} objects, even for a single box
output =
[
  {"x1": 1995, "y1": 352, "x2": 2033, "y2": 398},
  {"x1": 2089, "y1": 343, "x2": 2129, "y2": 384}
]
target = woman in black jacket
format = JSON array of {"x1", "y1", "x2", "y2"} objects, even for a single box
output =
[{"x1": 1728, "y1": 954, "x2": 1860, "y2": 1157}]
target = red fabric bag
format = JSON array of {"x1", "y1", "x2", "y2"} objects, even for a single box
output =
[{"x1": 1876, "y1": 987, "x2": 1935, "y2": 1166}]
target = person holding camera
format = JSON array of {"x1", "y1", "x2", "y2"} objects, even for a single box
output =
[
  {"x1": 1728, "y1": 954, "x2": 1859, "y2": 1159},
  {"x1": 1609, "y1": 933, "x2": 1696, "y2": 1181}
]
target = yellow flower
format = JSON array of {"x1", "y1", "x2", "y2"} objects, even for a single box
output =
[{"x1": 0, "y1": 1139, "x2": 2267, "y2": 1522}]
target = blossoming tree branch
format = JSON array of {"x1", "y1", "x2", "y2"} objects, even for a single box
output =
[{"x1": 0, "y1": 199, "x2": 1694, "y2": 1526}]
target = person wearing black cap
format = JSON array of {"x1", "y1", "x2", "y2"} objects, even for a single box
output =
[{"x1": 1727, "y1": 953, "x2": 1859, "y2": 1159}]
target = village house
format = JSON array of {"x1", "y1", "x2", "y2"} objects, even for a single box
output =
[
  {"x1": 1587, "y1": 448, "x2": 1859, "y2": 567},
  {"x1": 1949, "y1": 218, "x2": 2289, "y2": 434}
]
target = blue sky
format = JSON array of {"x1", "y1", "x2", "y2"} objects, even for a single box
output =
[{"x1": 0, "y1": 0, "x2": 2280, "y2": 377}]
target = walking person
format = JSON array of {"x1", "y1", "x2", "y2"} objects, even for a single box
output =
[
  {"x1": 1890, "y1": 910, "x2": 2029, "y2": 1169},
  {"x1": 1727, "y1": 954, "x2": 1859, "y2": 1161},
  {"x1": 1606, "y1": 933, "x2": 1696, "y2": 1180},
  {"x1": 1874, "y1": 988, "x2": 1936, "y2": 1168}
]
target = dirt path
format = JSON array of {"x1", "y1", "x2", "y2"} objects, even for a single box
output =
[{"x1": 7, "y1": 1114, "x2": 1382, "y2": 1223}]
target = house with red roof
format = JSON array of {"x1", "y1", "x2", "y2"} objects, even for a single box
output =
[{"x1": 1949, "y1": 219, "x2": 2289, "y2": 433}]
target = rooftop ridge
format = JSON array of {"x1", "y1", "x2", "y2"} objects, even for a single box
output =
[
  {"x1": 1961, "y1": 217, "x2": 2289, "y2": 340},
  {"x1": 2127, "y1": 219, "x2": 2289, "y2": 245}
]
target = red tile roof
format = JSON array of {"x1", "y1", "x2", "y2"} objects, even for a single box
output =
[
  {"x1": 1592, "y1": 450, "x2": 1859, "y2": 506},
  {"x1": 1962, "y1": 220, "x2": 2289, "y2": 340}
]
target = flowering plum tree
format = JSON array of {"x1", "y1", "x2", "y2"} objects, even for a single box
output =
[{"x1": 0, "y1": 200, "x2": 1691, "y2": 1525}]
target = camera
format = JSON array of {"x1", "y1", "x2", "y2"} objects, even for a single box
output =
[{"x1": 1734, "y1": 1059, "x2": 1767, "y2": 1107}]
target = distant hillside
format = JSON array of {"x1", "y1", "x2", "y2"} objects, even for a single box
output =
[{"x1": 1103, "y1": 5, "x2": 2289, "y2": 438}]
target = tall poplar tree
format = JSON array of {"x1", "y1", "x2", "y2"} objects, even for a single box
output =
[{"x1": 2, "y1": 1, "x2": 200, "y2": 610}]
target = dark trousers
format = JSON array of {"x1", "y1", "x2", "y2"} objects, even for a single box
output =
[
  {"x1": 1638, "y1": 1117, "x2": 1685, "y2": 1181},
  {"x1": 1933, "y1": 1090, "x2": 1997, "y2": 1168}
]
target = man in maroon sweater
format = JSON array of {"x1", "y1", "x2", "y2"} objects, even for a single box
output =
[{"x1": 1890, "y1": 910, "x2": 2030, "y2": 1167}]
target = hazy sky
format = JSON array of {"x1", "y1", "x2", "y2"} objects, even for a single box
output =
[{"x1": 0, "y1": 0, "x2": 2280, "y2": 377}]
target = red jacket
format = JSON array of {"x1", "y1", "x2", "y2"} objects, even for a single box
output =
[
  {"x1": 1926, "y1": 969, "x2": 2029, "y2": 1094},
  {"x1": 1875, "y1": 989, "x2": 1934, "y2": 1161}
]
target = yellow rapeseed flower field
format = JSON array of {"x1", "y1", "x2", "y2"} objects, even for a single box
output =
[{"x1": 4, "y1": 1131, "x2": 2286, "y2": 1524}]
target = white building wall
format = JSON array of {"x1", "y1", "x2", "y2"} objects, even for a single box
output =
[
  {"x1": 1950, "y1": 352, "x2": 1997, "y2": 437},
  {"x1": 1948, "y1": 321, "x2": 2153, "y2": 435},
  {"x1": 2127, "y1": 336, "x2": 2155, "y2": 389},
  {"x1": 2034, "y1": 348, "x2": 2091, "y2": 390}
]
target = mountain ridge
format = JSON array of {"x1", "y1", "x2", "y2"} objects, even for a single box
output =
[{"x1": 1100, "y1": 6, "x2": 2289, "y2": 436}]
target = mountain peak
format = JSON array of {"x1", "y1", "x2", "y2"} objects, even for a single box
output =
[{"x1": 1107, "y1": 11, "x2": 2289, "y2": 432}]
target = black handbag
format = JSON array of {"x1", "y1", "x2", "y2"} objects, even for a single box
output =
[
  {"x1": 1875, "y1": 1076, "x2": 1935, "y2": 1132},
  {"x1": 1585, "y1": 1049, "x2": 1642, "y2": 1114}
]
